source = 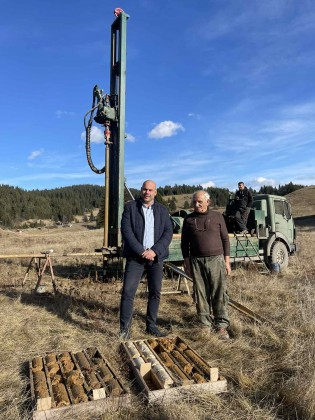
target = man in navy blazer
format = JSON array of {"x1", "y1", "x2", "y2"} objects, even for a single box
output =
[{"x1": 119, "y1": 179, "x2": 173, "y2": 339}]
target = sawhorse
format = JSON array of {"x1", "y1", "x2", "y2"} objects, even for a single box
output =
[
  {"x1": 162, "y1": 262, "x2": 191, "y2": 295},
  {"x1": 22, "y1": 252, "x2": 57, "y2": 294}
]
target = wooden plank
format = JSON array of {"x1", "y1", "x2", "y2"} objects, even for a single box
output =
[
  {"x1": 36, "y1": 397, "x2": 52, "y2": 412},
  {"x1": 33, "y1": 394, "x2": 130, "y2": 420},
  {"x1": 62, "y1": 252, "x2": 103, "y2": 257},
  {"x1": 139, "y1": 362, "x2": 151, "y2": 377},
  {"x1": 209, "y1": 367, "x2": 219, "y2": 382},
  {"x1": 93, "y1": 388, "x2": 106, "y2": 400},
  {"x1": 0, "y1": 254, "x2": 44, "y2": 259}
]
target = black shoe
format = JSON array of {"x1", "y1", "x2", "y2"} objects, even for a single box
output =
[
  {"x1": 145, "y1": 326, "x2": 167, "y2": 337},
  {"x1": 119, "y1": 329, "x2": 130, "y2": 340}
]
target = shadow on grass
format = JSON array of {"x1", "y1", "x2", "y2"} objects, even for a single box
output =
[
  {"x1": 294, "y1": 215, "x2": 315, "y2": 231},
  {"x1": 0, "y1": 288, "x2": 119, "y2": 338},
  {"x1": 19, "y1": 360, "x2": 33, "y2": 420}
]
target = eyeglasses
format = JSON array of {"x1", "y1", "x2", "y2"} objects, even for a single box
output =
[{"x1": 194, "y1": 218, "x2": 211, "y2": 231}]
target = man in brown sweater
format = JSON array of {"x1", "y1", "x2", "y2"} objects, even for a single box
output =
[{"x1": 181, "y1": 190, "x2": 231, "y2": 339}]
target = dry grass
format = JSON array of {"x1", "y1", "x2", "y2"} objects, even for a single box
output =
[
  {"x1": 0, "y1": 222, "x2": 314, "y2": 420},
  {"x1": 286, "y1": 186, "x2": 315, "y2": 217}
]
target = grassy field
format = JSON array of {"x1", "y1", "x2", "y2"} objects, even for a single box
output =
[{"x1": 0, "y1": 207, "x2": 314, "y2": 419}]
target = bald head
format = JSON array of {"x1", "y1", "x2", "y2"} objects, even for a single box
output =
[
  {"x1": 142, "y1": 179, "x2": 156, "y2": 190},
  {"x1": 141, "y1": 179, "x2": 157, "y2": 207}
]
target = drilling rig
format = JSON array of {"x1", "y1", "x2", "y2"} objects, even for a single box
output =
[{"x1": 84, "y1": 8, "x2": 129, "y2": 278}]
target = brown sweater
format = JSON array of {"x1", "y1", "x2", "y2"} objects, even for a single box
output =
[{"x1": 181, "y1": 210, "x2": 230, "y2": 258}]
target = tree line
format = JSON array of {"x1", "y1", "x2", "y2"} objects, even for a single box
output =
[
  {"x1": 157, "y1": 182, "x2": 305, "y2": 206},
  {"x1": 257, "y1": 182, "x2": 305, "y2": 196},
  {"x1": 0, "y1": 184, "x2": 103, "y2": 228},
  {"x1": 0, "y1": 182, "x2": 305, "y2": 228}
]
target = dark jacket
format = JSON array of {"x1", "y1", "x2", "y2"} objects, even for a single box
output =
[
  {"x1": 121, "y1": 199, "x2": 173, "y2": 261},
  {"x1": 235, "y1": 187, "x2": 253, "y2": 210}
]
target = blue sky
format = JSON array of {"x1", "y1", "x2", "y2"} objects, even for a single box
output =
[{"x1": 1, "y1": 0, "x2": 315, "y2": 192}]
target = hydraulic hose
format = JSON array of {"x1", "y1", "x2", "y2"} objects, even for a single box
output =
[{"x1": 84, "y1": 90, "x2": 106, "y2": 174}]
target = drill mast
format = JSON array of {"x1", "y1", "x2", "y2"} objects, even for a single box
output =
[{"x1": 84, "y1": 9, "x2": 129, "y2": 258}]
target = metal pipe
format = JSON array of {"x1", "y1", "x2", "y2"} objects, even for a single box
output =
[
  {"x1": 103, "y1": 123, "x2": 111, "y2": 249},
  {"x1": 103, "y1": 145, "x2": 109, "y2": 248},
  {"x1": 163, "y1": 262, "x2": 270, "y2": 325}
]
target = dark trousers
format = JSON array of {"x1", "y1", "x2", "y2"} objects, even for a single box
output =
[
  {"x1": 235, "y1": 210, "x2": 247, "y2": 231},
  {"x1": 119, "y1": 259, "x2": 163, "y2": 332},
  {"x1": 235, "y1": 208, "x2": 250, "y2": 231}
]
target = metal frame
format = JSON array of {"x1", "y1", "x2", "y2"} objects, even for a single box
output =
[{"x1": 108, "y1": 11, "x2": 129, "y2": 249}]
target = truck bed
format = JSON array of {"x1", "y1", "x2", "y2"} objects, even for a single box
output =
[{"x1": 167, "y1": 233, "x2": 261, "y2": 263}]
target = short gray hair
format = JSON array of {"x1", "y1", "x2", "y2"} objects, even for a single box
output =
[{"x1": 192, "y1": 190, "x2": 210, "y2": 201}]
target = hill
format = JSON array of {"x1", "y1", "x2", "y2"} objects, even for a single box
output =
[
  {"x1": 163, "y1": 194, "x2": 193, "y2": 210},
  {"x1": 285, "y1": 185, "x2": 315, "y2": 229},
  {"x1": 285, "y1": 185, "x2": 315, "y2": 217}
]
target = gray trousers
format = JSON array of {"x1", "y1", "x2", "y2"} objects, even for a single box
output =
[{"x1": 191, "y1": 255, "x2": 229, "y2": 329}]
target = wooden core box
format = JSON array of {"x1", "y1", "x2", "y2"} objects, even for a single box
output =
[
  {"x1": 121, "y1": 336, "x2": 227, "y2": 403},
  {"x1": 29, "y1": 347, "x2": 130, "y2": 419}
]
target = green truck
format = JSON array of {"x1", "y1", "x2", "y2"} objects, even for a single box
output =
[{"x1": 167, "y1": 194, "x2": 297, "y2": 271}]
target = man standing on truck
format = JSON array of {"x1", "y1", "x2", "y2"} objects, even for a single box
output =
[
  {"x1": 181, "y1": 190, "x2": 231, "y2": 340},
  {"x1": 234, "y1": 181, "x2": 253, "y2": 234}
]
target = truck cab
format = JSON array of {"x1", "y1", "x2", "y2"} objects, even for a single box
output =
[{"x1": 249, "y1": 194, "x2": 297, "y2": 268}]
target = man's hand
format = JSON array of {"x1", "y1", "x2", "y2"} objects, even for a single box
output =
[
  {"x1": 225, "y1": 262, "x2": 231, "y2": 275},
  {"x1": 141, "y1": 249, "x2": 156, "y2": 261},
  {"x1": 225, "y1": 256, "x2": 231, "y2": 276}
]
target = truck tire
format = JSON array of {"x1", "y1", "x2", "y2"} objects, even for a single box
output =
[{"x1": 270, "y1": 241, "x2": 289, "y2": 270}]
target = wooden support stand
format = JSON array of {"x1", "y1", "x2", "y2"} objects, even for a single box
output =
[
  {"x1": 144, "y1": 271, "x2": 191, "y2": 296},
  {"x1": 160, "y1": 263, "x2": 191, "y2": 296},
  {"x1": 22, "y1": 252, "x2": 57, "y2": 294},
  {"x1": 175, "y1": 268, "x2": 191, "y2": 296}
]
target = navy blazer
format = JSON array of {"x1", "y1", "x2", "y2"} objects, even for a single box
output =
[{"x1": 121, "y1": 199, "x2": 173, "y2": 261}]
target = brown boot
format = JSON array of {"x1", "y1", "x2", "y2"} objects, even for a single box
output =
[{"x1": 215, "y1": 327, "x2": 230, "y2": 340}]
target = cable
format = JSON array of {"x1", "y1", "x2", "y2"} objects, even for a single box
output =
[{"x1": 84, "y1": 88, "x2": 106, "y2": 174}]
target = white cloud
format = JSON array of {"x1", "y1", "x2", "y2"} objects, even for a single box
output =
[
  {"x1": 188, "y1": 112, "x2": 201, "y2": 120},
  {"x1": 283, "y1": 101, "x2": 315, "y2": 117},
  {"x1": 201, "y1": 180, "x2": 216, "y2": 188},
  {"x1": 81, "y1": 126, "x2": 104, "y2": 144},
  {"x1": 148, "y1": 121, "x2": 185, "y2": 139},
  {"x1": 253, "y1": 177, "x2": 277, "y2": 186},
  {"x1": 55, "y1": 110, "x2": 75, "y2": 118},
  {"x1": 261, "y1": 119, "x2": 306, "y2": 134},
  {"x1": 28, "y1": 149, "x2": 44, "y2": 160},
  {"x1": 125, "y1": 132, "x2": 136, "y2": 142}
]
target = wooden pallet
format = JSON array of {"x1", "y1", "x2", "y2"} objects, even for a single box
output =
[
  {"x1": 29, "y1": 347, "x2": 130, "y2": 419},
  {"x1": 121, "y1": 336, "x2": 227, "y2": 403}
]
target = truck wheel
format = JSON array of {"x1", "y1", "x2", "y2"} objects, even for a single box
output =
[{"x1": 270, "y1": 241, "x2": 289, "y2": 270}]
